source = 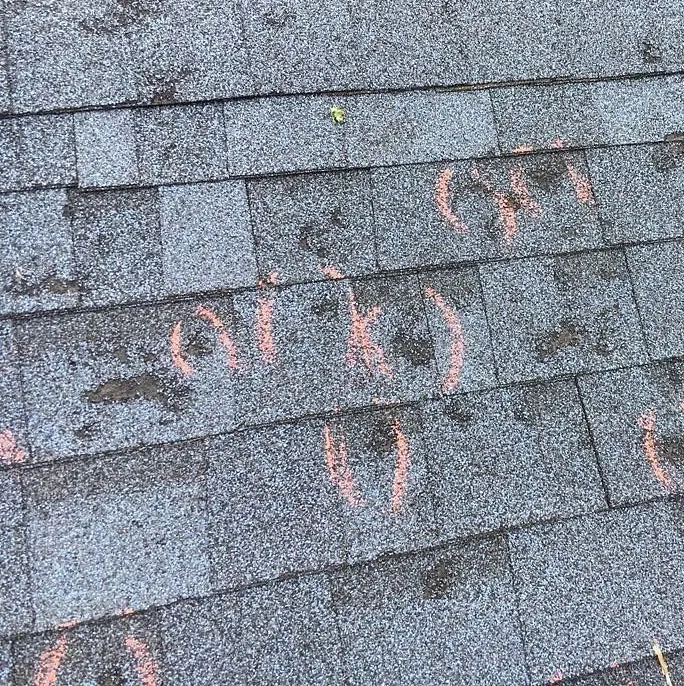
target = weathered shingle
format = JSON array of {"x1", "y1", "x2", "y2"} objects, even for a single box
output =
[
  {"x1": 330, "y1": 538, "x2": 528, "y2": 685},
  {"x1": 160, "y1": 181, "x2": 257, "y2": 295},
  {"x1": 509, "y1": 502, "x2": 684, "y2": 684},
  {"x1": 23, "y1": 443, "x2": 210, "y2": 629},
  {"x1": 480, "y1": 250, "x2": 647, "y2": 383},
  {"x1": 0, "y1": 4, "x2": 9, "y2": 114},
  {"x1": 626, "y1": 240, "x2": 684, "y2": 359},
  {"x1": 160, "y1": 575, "x2": 344, "y2": 685},
  {"x1": 0, "y1": 189, "x2": 78, "y2": 315},
  {"x1": 0, "y1": 321, "x2": 28, "y2": 465},
  {"x1": 0, "y1": 640, "x2": 10, "y2": 686},
  {"x1": 569, "y1": 650, "x2": 684, "y2": 685},
  {"x1": 248, "y1": 170, "x2": 377, "y2": 284},
  {"x1": 578, "y1": 362, "x2": 684, "y2": 506},
  {"x1": 425, "y1": 381, "x2": 605, "y2": 538}
]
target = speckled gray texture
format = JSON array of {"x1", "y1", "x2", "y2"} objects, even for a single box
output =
[
  {"x1": 0, "y1": 115, "x2": 75, "y2": 192},
  {"x1": 589, "y1": 143, "x2": 684, "y2": 244},
  {"x1": 493, "y1": 76, "x2": 684, "y2": 152},
  {"x1": 426, "y1": 381, "x2": 605, "y2": 538},
  {"x1": 23, "y1": 444, "x2": 210, "y2": 629},
  {"x1": 16, "y1": 299, "x2": 239, "y2": 461},
  {"x1": 480, "y1": 251, "x2": 648, "y2": 383},
  {"x1": 373, "y1": 150, "x2": 603, "y2": 271},
  {"x1": 510, "y1": 502, "x2": 684, "y2": 684},
  {"x1": 69, "y1": 188, "x2": 163, "y2": 307},
  {"x1": 0, "y1": 189, "x2": 78, "y2": 315},
  {"x1": 0, "y1": 321, "x2": 28, "y2": 460},
  {"x1": 159, "y1": 575, "x2": 344, "y2": 685},
  {"x1": 0, "y1": 7, "x2": 9, "y2": 114},
  {"x1": 330, "y1": 538, "x2": 527, "y2": 686},
  {"x1": 160, "y1": 181, "x2": 257, "y2": 294},
  {"x1": 248, "y1": 170, "x2": 377, "y2": 284},
  {"x1": 0, "y1": 641, "x2": 10, "y2": 686},
  {"x1": 569, "y1": 651, "x2": 684, "y2": 685},
  {"x1": 626, "y1": 240, "x2": 684, "y2": 359},
  {"x1": 0, "y1": 471, "x2": 31, "y2": 638},
  {"x1": 579, "y1": 362, "x2": 684, "y2": 506}
]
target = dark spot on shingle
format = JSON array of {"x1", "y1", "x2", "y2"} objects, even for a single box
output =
[
  {"x1": 651, "y1": 143, "x2": 684, "y2": 172},
  {"x1": 298, "y1": 224, "x2": 330, "y2": 259},
  {"x1": 185, "y1": 335, "x2": 213, "y2": 358},
  {"x1": 329, "y1": 580, "x2": 351, "y2": 607},
  {"x1": 443, "y1": 398, "x2": 474, "y2": 423},
  {"x1": 4, "y1": 273, "x2": 81, "y2": 297},
  {"x1": 663, "y1": 360, "x2": 684, "y2": 387},
  {"x1": 85, "y1": 372, "x2": 190, "y2": 409},
  {"x1": 392, "y1": 330, "x2": 433, "y2": 367},
  {"x1": 330, "y1": 207, "x2": 346, "y2": 228},
  {"x1": 98, "y1": 669, "x2": 124, "y2": 686},
  {"x1": 640, "y1": 39, "x2": 663, "y2": 63},
  {"x1": 423, "y1": 559, "x2": 460, "y2": 599},
  {"x1": 526, "y1": 157, "x2": 566, "y2": 191},
  {"x1": 665, "y1": 132, "x2": 684, "y2": 143},
  {"x1": 75, "y1": 422, "x2": 99, "y2": 439},
  {"x1": 661, "y1": 435, "x2": 684, "y2": 466},
  {"x1": 366, "y1": 415, "x2": 396, "y2": 456},
  {"x1": 113, "y1": 347, "x2": 131, "y2": 364},
  {"x1": 311, "y1": 295, "x2": 339, "y2": 317},
  {"x1": 262, "y1": 7, "x2": 297, "y2": 27},
  {"x1": 151, "y1": 82, "x2": 179, "y2": 105},
  {"x1": 536, "y1": 320, "x2": 585, "y2": 360}
]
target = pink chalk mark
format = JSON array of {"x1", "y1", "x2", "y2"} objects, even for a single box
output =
[
  {"x1": 34, "y1": 633, "x2": 68, "y2": 686},
  {"x1": 637, "y1": 409, "x2": 675, "y2": 492},
  {"x1": 548, "y1": 669, "x2": 565, "y2": 685},
  {"x1": 170, "y1": 322, "x2": 194, "y2": 377},
  {"x1": 195, "y1": 305, "x2": 241, "y2": 371},
  {"x1": 320, "y1": 265, "x2": 345, "y2": 280},
  {"x1": 435, "y1": 167, "x2": 468, "y2": 233},
  {"x1": 0, "y1": 429, "x2": 26, "y2": 465},
  {"x1": 125, "y1": 637, "x2": 159, "y2": 686},
  {"x1": 513, "y1": 145, "x2": 535, "y2": 154},
  {"x1": 256, "y1": 296, "x2": 278, "y2": 365},
  {"x1": 424, "y1": 287, "x2": 465, "y2": 393},
  {"x1": 345, "y1": 289, "x2": 392, "y2": 378},
  {"x1": 552, "y1": 138, "x2": 596, "y2": 206},
  {"x1": 390, "y1": 417, "x2": 411, "y2": 515},
  {"x1": 323, "y1": 424, "x2": 364, "y2": 507}
]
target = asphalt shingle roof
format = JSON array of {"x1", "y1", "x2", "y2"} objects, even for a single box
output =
[{"x1": 2, "y1": 2, "x2": 684, "y2": 684}]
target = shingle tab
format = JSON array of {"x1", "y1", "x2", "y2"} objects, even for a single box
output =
[
  {"x1": 0, "y1": 115, "x2": 75, "y2": 192},
  {"x1": 6, "y1": 0, "x2": 136, "y2": 112},
  {"x1": 0, "y1": 189, "x2": 78, "y2": 315},
  {"x1": 342, "y1": 91, "x2": 497, "y2": 168},
  {"x1": 588, "y1": 143, "x2": 684, "y2": 244},
  {"x1": 373, "y1": 150, "x2": 603, "y2": 271},
  {"x1": 23, "y1": 444, "x2": 210, "y2": 629},
  {"x1": 224, "y1": 95, "x2": 346, "y2": 176},
  {"x1": 160, "y1": 575, "x2": 344, "y2": 685},
  {"x1": 233, "y1": 275, "x2": 437, "y2": 426},
  {"x1": 493, "y1": 76, "x2": 684, "y2": 152},
  {"x1": 0, "y1": 6, "x2": 9, "y2": 114},
  {"x1": 480, "y1": 251, "x2": 648, "y2": 383},
  {"x1": 17, "y1": 299, "x2": 239, "y2": 461},
  {"x1": 248, "y1": 170, "x2": 376, "y2": 284},
  {"x1": 0, "y1": 321, "x2": 28, "y2": 465},
  {"x1": 12, "y1": 612, "x2": 163, "y2": 685},
  {"x1": 160, "y1": 181, "x2": 257, "y2": 295},
  {"x1": 626, "y1": 240, "x2": 684, "y2": 359},
  {"x1": 509, "y1": 502, "x2": 684, "y2": 684},
  {"x1": 578, "y1": 362, "x2": 684, "y2": 506},
  {"x1": 0, "y1": 470, "x2": 31, "y2": 638},
  {"x1": 69, "y1": 188, "x2": 163, "y2": 307},
  {"x1": 330, "y1": 538, "x2": 527, "y2": 685},
  {"x1": 570, "y1": 651, "x2": 684, "y2": 685},
  {"x1": 426, "y1": 381, "x2": 605, "y2": 538}
]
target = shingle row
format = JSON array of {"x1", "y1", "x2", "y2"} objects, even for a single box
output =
[
  {"x1": 2, "y1": 0, "x2": 684, "y2": 113},
  {"x1": 3, "y1": 499, "x2": 684, "y2": 685}
]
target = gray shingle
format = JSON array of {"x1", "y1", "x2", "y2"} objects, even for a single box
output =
[
  {"x1": 248, "y1": 171, "x2": 376, "y2": 284},
  {"x1": 570, "y1": 650, "x2": 684, "y2": 685},
  {"x1": 69, "y1": 188, "x2": 163, "y2": 307},
  {"x1": 374, "y1": 150, "x2": 602, "y2": 271},
  {"x1": 342, "y1": 91, "x2": 497, "y2": 168},
  {"x1": 208, "y1": 422, "x2": 346, "y2": 589},
  {"x1": 160, "y1": 181, "x2": 257, "y2": 295},
  {"x1": 0, "y1": 470, "x2": 31, "y2": 639},
  {"x1": 0, "y1": 115, "x2": 75, "y2": 192},
  {"x1": 418, "y1": 268, "x2": 497, "y2": 393},
  {"x1": 224, "y1": 95, "x2": 346, "y2": 176},
  {"x1": 74, "y1": 110, "x2": 139, "y2": 189},
  {"x1": 137, "y1": 104, "x2": 227, "y2": 185},
  {"x1": 0, "y1": 189, "x2": 79, "y2": 315},
  {"x1": 426, "y1": 381, "x2": 605, "y2": 539},
  {"x1": 578, "y1": 362, "x2": 684, "y2": 507},
  {"x1": 0, "y1": 641, "x2": 10, "y2": 686},
  {"x1": 23, "y1": 444, "x2": 210, "y2": 629},
  {"x1": 12, "y1": 612, "x2": 163, "y2": 685},
  {"x1": 132, "y1": 0, "x2": 252, "y2": 104},
  {"x1": 233, "y1": 275, "x2": 437, "y2": 426},
  {"x1": 330, "y1": 538, "x2": 527, "y2": 685},
  {"x1": 493, "y1": 76, "x2": 684, "y2": 152},
  {"x1": 5, "y1": 0, "x2": 136, "y2": 112},
  {"x1": 0, "y1": 321, "x2": 28, "y2": 466},
  {"x1": 589, "y1": 143, "x2": 684, "y2": 244},
  {"x1": 0, "y1": 6, "x2": 9, "y2": 114},
  {"x1": 509, "y1": 502, "x2": 684, "y2": 684},
  {"x1": 159, "y1": 575, "x2": 344, "y2": 685},
  {"x1": 241, "y1": 0, "x2": 355, "y2": 94},
  {"x1": 626, "y1": 240, "x2": 684, "y2": 359},
  {"x1": 480, "y1": 251, "x2": 648, "y2": 384},
  {"x1": 17, "y1": 299, "x2": 239, "y2": 461}
]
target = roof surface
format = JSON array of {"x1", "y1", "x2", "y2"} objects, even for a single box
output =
[{"x1": 2, "y1": 1, "x2": 684, "y2": 684}]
